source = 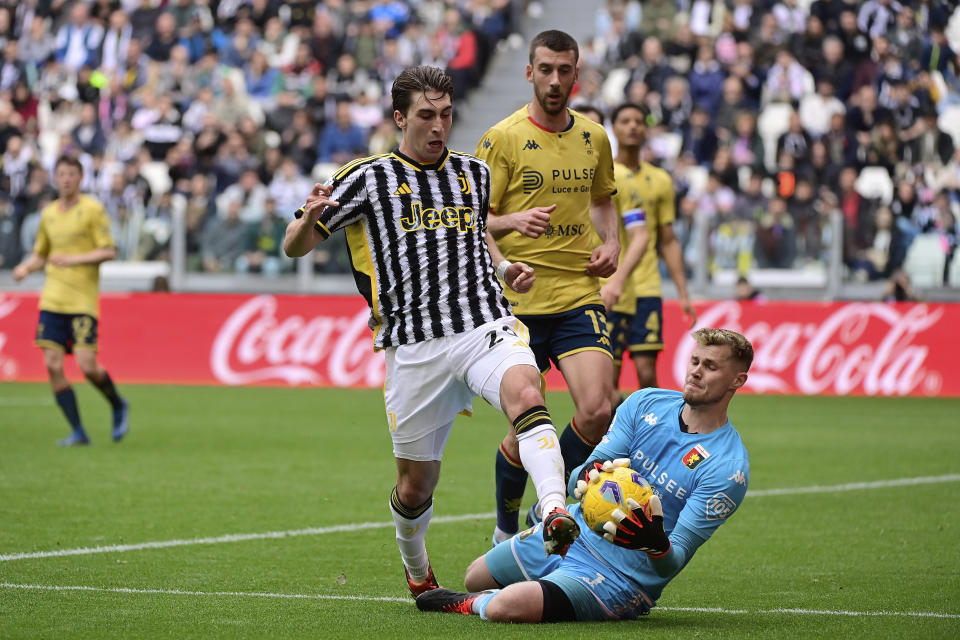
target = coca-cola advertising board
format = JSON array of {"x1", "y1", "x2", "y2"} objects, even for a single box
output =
[{"x1": 0, "y1": 292, "x2": 954, "y2": 396}]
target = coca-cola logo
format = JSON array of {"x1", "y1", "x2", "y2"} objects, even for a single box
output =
[
  {"x1": 673, "y1": 302, "x2": 944, "y2": 397},
  {"x1": 210, "y1": 295, "x2": 385, "y2": 386}
]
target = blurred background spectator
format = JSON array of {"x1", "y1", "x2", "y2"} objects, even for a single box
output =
[{"x1": 0, "y1": 0, "x2": 957, "y2": 292}]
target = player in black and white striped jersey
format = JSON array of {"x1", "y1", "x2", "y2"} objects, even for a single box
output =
[{"x1": 284, "y1": 66, "x2": 580, "y2": 599}]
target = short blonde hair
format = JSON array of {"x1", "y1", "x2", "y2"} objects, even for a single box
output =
[{"x1": 692, "y1": 328, "x2": 754, "y2": 371}]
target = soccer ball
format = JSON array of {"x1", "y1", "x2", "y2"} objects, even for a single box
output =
[{"x1": 579, "y1": 466, "x2": 653, "y2": 533}]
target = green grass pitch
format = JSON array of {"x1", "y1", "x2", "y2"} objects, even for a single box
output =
[{"x1": 1, "y1": 382, "x2": 959, "y2": 639}]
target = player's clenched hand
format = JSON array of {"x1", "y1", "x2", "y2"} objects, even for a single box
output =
[
  {"x1": 585, "y1": 242, "x2": 619, "y2": 277},
  {"x1": 573, "y1": 458, "x2": 631, "y2": 499},
  {"x1": 504, "y1": 262, "x2": 535, "y2": 293},
  {"x1": 602, "y1": 494, "x2": 670, "y2": 556},
  {"x1": 510, "y1": 204, "x2": 554, "y2": 238},
  {"x1": 12, "y1": 264, "x2": 29, "y2": 281},
  {"x1": 600, "y1": 280, "x2": 622, "y2": 310}
]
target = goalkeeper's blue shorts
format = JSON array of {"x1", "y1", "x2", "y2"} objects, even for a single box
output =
[{"x1": 483, "y1": 511, "x2": 654, "y2": 621}]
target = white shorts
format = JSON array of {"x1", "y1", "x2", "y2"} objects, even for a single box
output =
[{"x1": 384, "y1": 316, "x2": 538, "y2": 461}]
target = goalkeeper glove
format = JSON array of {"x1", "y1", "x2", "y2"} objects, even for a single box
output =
[
  {"x1": 573, "y1": 458, "x2": 632, "y2": 500},
  {"x1": 602, "y1": 495, "x2": 671, "y2": 557}
]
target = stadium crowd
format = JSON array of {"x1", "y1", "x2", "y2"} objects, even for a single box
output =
[{"x1": 0, "y1": 0, "x2": 958, "y2": 289}]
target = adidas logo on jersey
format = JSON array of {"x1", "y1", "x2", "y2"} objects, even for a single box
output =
[
  {"x1": 393, "y1": 182, "x2": 413, "y2": 196},
  {"x1": 522, "y1": 140, "x2": 541, "y2": 150}
]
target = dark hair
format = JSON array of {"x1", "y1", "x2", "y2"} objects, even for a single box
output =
[
  {"x1": 391, "y1": 66, "x2": 454, "y2": 116},
  {"x1": 528, "y1": 30, "x2": 579, "y2": 64},
  {"x1": 54, "y1": 155, "x2": 83, "y2": 174},
  {"x1": 610, "y1": 102, "x2": 649, "y2": 124},
  {"x1": 574, "y1": 104, "x2": 606, "y2": 125}
]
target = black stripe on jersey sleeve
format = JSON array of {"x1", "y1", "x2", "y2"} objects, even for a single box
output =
[
  {"x1": 438, "y1": 156, "x2": 465, "y2": 335},
  {"x1": 320, "y1": 166, "x2": 368, "y2": 236},
  {"x1": 411, "y1": 161, "x2": 441, "y2": 341}
]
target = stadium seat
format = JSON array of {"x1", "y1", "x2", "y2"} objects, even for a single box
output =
[
  {"x1": 937, "y1": 104, "x2": 960, "y2": 149},
  {"x1": 139, "y1": 161, "x2": 173, "y2": 196},
  {"x1": 948, "y1": 250, "x2": 960, "y2": 287},
  {"x1": 854, "y1": 166, "x2": 894, "y2": 204},
  {"x1": 757, "y1": 102, "x2": 793, "y2": 172},
  {"x1": 902, "y1": 234, "x2": 946, "y2": 288}
]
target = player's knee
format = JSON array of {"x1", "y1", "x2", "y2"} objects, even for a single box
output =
[
  {"x1": 393, "y1": 480, "x2": 431, "y2": 511},
  {"x1": 483, "y1": 594, "x2": 536, "y2": 623},
  {"x1": 79, "y1": 364, "x2": 101, "y2": 381},
  {"x1": 463, "y1": 556, "x2": 496, "y2": 592},
  {"x1": 513, "y1": 384, "x2": 545, "y2": 414},
  {"x1": 579, "y1": 397, "x2": 612, "y2": 434}
]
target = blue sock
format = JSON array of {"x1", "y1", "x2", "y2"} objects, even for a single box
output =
[
  {"x1": 560, "y1": 420, "x2": 598, "y2": 483},
  {"x1": 475, "y1": 590, "x2": 499, "y2": 619},
  {"x1": 54, "y1": 387, "x2": 85, "y2": 435},
  {"x1": 495, "y1": 445, "x2": 527, "y2": 534}
]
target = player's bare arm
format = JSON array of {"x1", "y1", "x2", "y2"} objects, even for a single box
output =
[
  {"x1": 586, "y1": 195, "x2": 620, "y2": 277},
  {"x1": 486, "y1": 204, "x2": 555, "y2": 239},
  {"x1": 601, "y1": 224, "x2": 649, "y2": 310},
  {"x1": 284, "y1": 183, "x2": 338, "y2": 258},
  {"x1": 48, "y1": 247, "x2": 117, "y2": 268},
  {"x1": 658, "y1": 223, "x2": 697, "y2": 328},
  {"x1": 12, "y1": 253, "x2": 47, "y2": 281},
  {"x1": 485, "y1": 230, "x2": 535, "y2": 293}
]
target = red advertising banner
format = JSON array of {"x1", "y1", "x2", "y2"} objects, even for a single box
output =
[{"x1": 0, "y1": 292, "x2": 954, "y2": 396}]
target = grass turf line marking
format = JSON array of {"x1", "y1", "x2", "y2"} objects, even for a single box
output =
[
  {"x1": 0, "y1": 398, "x2": 53, "y2": 406},
  {"x1": 2, "y1": 583, "x2": 958, "y2": 619},
  {"x1": 3, "y1": 474, "x2": 959, "y2": 563}
]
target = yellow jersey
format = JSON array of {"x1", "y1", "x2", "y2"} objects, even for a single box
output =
[
  {"x1": 33, "y1": 194, "x2": 114, "y2": 317},
  {"x1": 476, "y1": 106, "x2": 616, "y2": 315},
  {"x1": 609, "y1": 161, "x2": 675, "y2": 313}
]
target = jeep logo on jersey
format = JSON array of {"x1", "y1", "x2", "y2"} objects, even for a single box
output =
[
  {"x1": 705, "y1": 492, "x2": 736, "y2": 521},
  {"x1": 543, "y1": 224, "x2": 586, "y2": 237},
  {"x1": 400, "y1": 202, "x2": 476, "y2": 232},
  {"x1": 682, "y1": 444, "x2": 710, "y2": 470},
  {"x1": 522, "y1": 139, "x2": 541, "y2": 150},
  {"x1": 522, "y1": 170, "x2": 543, "y2": 193}
]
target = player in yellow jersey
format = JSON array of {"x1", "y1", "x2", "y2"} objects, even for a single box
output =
[
  {"x1": 475, "y1": 30, "x2": 621, "y2": 543},
  {"x1": 13, "y1": 156, "x2": 129, "y2": 446},
  {"x1": 602, "y1": 103, "x2": 696, "y2": 403}
]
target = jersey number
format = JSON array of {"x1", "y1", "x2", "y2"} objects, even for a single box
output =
[{"x1": 486, "y1": 325, "x2": 519, "y2": 349}]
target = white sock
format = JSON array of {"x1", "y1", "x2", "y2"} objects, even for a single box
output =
[
  {"x1": 492, "y1": 526, "x2": 514, "y2": 545},
  {"x1": 390, "y1": 495, "x2": 433, "y2": 582},
  {"x1": 515, "y1": 423, "x2": 566, "y2": 515}
]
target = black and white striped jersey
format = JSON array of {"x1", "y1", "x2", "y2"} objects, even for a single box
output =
[{"x1": 314, "y1": 147, "x2": 512, "y2": 350}]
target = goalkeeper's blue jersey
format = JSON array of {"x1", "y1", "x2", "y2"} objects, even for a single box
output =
[{"x1": 569, "y1": 387, "x2": 750, "y2": 602}]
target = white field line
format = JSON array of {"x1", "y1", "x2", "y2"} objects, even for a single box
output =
[
  {"x1": 2, "y1": 474, "x2": 959, "y2": 563},
  {"x1": 0, "y1": 398, "x2": 53, "y2": 406},
  {"x1": 2, "y1": 583, "x2": 958, "y2": 619}
]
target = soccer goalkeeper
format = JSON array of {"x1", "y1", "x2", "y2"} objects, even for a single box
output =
[{"x1": 416, "y1": 328, "x2": 752, "y2": 622}]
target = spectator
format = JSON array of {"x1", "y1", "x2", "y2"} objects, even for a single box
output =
[
  {"x1": 682, "y1": 106, "x2": 718, "y2": 166},
  {"x1": 317, "y1": 99, "x2": 367, "y2": 165},
  {"x1": 216, "y1": 167, "x2": 268, "y2": 224},
  {"x1": 714, "y1": 77, "x2": 753, "y2": 140},
  {"x1": 799, "y1": 78, "x2": 846, "y2": 138},
  {"x1": 201, "y1": 198, "x2": 247, "y2": 272},
  {"x1": 18, "y1": 17, "x2": 57, "y2": 67},
  {"x1": 268, "y1": 157, "x2": 312, "y2": 215},
  {"x1": 755, "y1": 197, "x2": 798, "y2": 268},
  {"x1": 99, "y1": 9, "x2": 133, "y2": 73},
  {"x1": 763, "y1": 48, "x2": 812, "y2": 105},
  {"x1": 689, "y1": 44, "x2": 725, "y2": 116},
  {"x1": 55, "y1": 3, "x2": 103, "y2": 72},
  {"x1": 729, "y1": 110, "x2": 765, "y2": 174},
  {"x1": 236, "y1": 197, "x2": 288, "y2": 276},
  {"x1": 777, "y1": 110, "x2": 812, "y2": 166},
  {"x1": 71, "y1": 103, "x2": 106, "y2": 156},
  {"x1": 0, "y1": 195, "x2": 20, "y2": 268}
]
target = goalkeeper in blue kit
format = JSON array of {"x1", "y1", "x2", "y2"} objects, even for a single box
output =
[{"x1": 416, "y1": 328, "x2": 753, "y2": 622}]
